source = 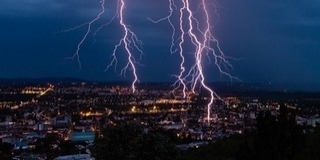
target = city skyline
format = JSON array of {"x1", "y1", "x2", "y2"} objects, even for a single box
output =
[{"x1": 0, "y1": 0, "x2": 320, "y2": 90}]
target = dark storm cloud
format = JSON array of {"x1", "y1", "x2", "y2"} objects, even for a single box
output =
[
  {"x1": 0, "y1": 0, "x2": 114, "y2": 20},
  {"x1": 216, "y1": 0, "x2": 320, "y2": 88},
  {"x1": 0, "y1": 0, "x2": 319, "y2": 90}
]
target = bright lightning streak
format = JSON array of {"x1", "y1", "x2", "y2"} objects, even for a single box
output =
[
  {"x1": 190, "y1": 0, "x2": 222, "y2": 122},
  {"x1": 175, "y1": 0, "x2": 188, "y2": 98},
  {"x1": 185, "y1": 0, "x2": 228, "y2": 122},
  {"x1": 188, "y1": 0, "x2": 239, "y2": 122},
  {"x1": 63, "y1": 0, "x2": 142, "y2": 92},
  {"x1": 157, "y1": 0, "x2": 238, "y2": 122},
  {"x1": 199, "y1": 0, "x2": 220, "y2": 122},
  {"x1": 148, "y1": 0, "x2": 188, "y2": 97},
  {"x1": 106, "y1": 0, "x2": 143, "y2": 93},
  {"x1": 66, "y1": 0, "x2": 105, "y2": 70}
]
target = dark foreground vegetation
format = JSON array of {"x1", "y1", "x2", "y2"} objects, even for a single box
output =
[
  {"x1": 92, "y1": 105, "x2": 320, "y2": 160},
  {"x1": 93, "y1": 123, "x2": 180, "y2": 160}
]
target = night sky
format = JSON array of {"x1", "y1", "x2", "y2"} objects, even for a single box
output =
[{"x1": 0, "y1": 0, "x2": 319, "y2": 90}]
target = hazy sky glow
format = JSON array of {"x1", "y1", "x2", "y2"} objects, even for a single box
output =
[{"x1": 0, "y1": 0, "x2": 319, "y2": 90}]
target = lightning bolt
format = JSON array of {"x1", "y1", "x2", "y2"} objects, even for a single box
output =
[
  {"x1": 175, "y1": 0, "x2": 188, "y2": 98},
  {"x1": 155, "y1": 0, "x2": 238, "y2": 122},
  {"x1": 63, "y1": 0, "x2": 142, "y2": 92},
  {"x1": 106, "y1": 0, "x2": 143, "y2": 93},
  {"x1": 148, "y1": 0, "x2": 188, "y2": 98}
]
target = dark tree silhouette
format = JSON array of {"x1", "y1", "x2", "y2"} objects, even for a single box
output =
[
  {"x1": 131, "y1": 132, "x2": 179, "y2": 160},
  {"x1": 93, "y1": 123, "x2": 179, "y2": 160},
  {"x1": 254, "y1": 104, "x2": 305, "y2": 160},
  {"x1": 0, "y1": 142, "x2": 13, "y2": 160}
]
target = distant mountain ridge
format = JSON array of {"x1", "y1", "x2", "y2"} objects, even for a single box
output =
[
  {"x1": 0, "y1": 77, "x2": 86, "y2": 84},
  {"x1": 0, "y1": 77, "x2": 319, "y2": 92}
]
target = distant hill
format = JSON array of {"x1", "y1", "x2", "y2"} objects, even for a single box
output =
[
  {"x1": 208, "y1": 82, "x2": 320, "y2": 93},
  {"x1": 0, "y1": 77, "x2": 86, "y2": 84},
  {"x1": 0, "y1": 77, "x2": 318, "y2": 92}
]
